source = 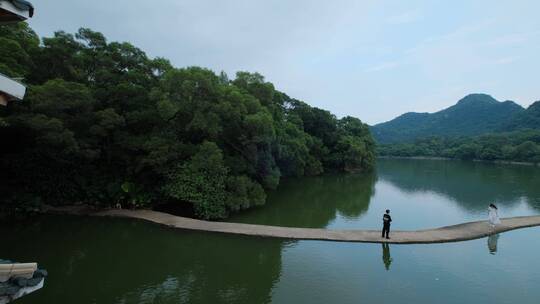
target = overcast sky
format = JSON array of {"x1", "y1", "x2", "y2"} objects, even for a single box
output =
[{"x1": 27, "y1": 0, "x2": 540, "y2": 124}]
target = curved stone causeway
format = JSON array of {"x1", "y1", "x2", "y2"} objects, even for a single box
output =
[{"x1": 94, "y1": 209, "x2": 540, "y2": 244}]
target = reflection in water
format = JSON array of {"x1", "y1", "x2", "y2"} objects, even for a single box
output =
[
  {"x1": 381, "y1": 243, "x2": 392, "y2": 271},
  {"x1": 228, "y1": 172, "x2": 377, "y2": 227},
  {"x1": 488, "y1": 234, "x2": 500, "y2": 255},
  {"x1": 377, "y1": 159, "x2": 540, "y2": 211},
  {"x1": 0, "y1": 215, "x2": 284, "y2": 304},
  {"x1": 230, "y1": 159, "x2": 540, "y2": 231}
]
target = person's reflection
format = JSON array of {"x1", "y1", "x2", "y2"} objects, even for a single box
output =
[
  {"x1": 382, "y1": 243, "x2": 392, "y2": 270},
  {"x1": 488, "y1": 234, "x2": 499, "y2": 255}
]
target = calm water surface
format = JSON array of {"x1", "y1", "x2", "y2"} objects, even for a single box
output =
[
  {"x1": 2, "y1": 159, "x2": 540, "y2": 304},
  {"x1": 229, "y1": 159, "x2": 540, "y2": 229}
]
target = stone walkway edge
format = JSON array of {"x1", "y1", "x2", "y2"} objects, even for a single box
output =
[{"x1": 94, "y1": 209, "x2": 540, "y2": 244}]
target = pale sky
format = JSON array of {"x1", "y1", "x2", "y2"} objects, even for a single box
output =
[{"x1": 27, "y1": 0, "x2": 540, "y2": 124}]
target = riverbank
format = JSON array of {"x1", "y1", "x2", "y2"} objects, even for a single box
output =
[{"x1": 378, "y1": 155, "x2": 540, "y2": 167}]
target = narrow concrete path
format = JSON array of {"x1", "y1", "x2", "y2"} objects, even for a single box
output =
[{"x1": 95, "y1": 209, "x2": 540, "y2": 244}]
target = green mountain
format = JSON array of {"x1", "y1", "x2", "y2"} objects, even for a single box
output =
[
  {"x1": 502, "y1": 101, "x2": 540, "y2": 131},
  {"x1": 371, "y1": 94, "x2": 525, "y2": 143}
]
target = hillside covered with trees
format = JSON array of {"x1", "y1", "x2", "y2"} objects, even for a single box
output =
[
  {"x1": 502, "y1": 101, "x2": 540, "y2": 131},
  {"x1": 378, "y1": 130, "x2": 540, "y2": 164},
  {"x1": 371, "y1": 94, "x2": 527, "y2": 144},
  {"x1": 373, "y1": 93, "x2": 540, "y2": 164},
  {"x1": 0, "y1": 23, "x2": 375, "y2": 219}
]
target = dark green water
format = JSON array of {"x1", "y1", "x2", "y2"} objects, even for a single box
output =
[
  {"x1": 229, "y1": 158, "x2": 540, "y2": 229},
  {"x1": 2, "y1": 159, "x2": 540, "y2": 304}
]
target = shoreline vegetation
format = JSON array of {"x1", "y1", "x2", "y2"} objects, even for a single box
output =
[
  {"x1": 378, "y1": 156, "x2": 540, "y2": 167},
  {"x1": 0, "y1": 23, "x2": 375, "y2": 219},
  {"x1": 377, "y1": 130, "x2": 540, "y2": 166},
  {"x1": 2, "y1": 24, "x2": 539, "y2": 221}
]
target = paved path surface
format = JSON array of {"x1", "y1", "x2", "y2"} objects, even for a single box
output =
[{"x1": 95, "y1": 209, "x2": 540, "y2": 244}]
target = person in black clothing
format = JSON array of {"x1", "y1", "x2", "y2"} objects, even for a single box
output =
[{"x1": 382, "y1": 209, "x2": 392, "y2": 239}]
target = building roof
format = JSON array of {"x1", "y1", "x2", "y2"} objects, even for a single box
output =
[
  {"x1": 8, "y1": 0, "x2": 33, "y2": 16},
  {"x1": 0, "y1": 72, "x2": 26, "y2": 101},
  {"x1": 0, "y1": 0, "x2": 34, "y2": 23},
  {"x1": 7, "y1": 0, "x2": 34, "y2": 17}
]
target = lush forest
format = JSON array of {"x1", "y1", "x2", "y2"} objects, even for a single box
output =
[
  {"x1": 371, "y1": 94, "x2": 528, "y2": 144},
  {"x1": 373, "y1": 93, "x2": 540, "y2": 164},
  {"x1": 0, "y1": 23, "x2": 375, "y2": 219},
  {"x1": 502, "y1": 101, "x2": 540, "y2": 131},
  {"x1": 378, "y1": 129, "x2": 540, "y2": 164}
]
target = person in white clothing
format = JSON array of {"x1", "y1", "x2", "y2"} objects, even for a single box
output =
[{"x1": 488, "y1": 203, "x2": 501, "y2": 227}]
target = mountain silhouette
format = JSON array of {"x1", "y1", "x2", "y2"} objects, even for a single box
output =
[{"x1": 371, "y1": 93, "x2": 527, "y2": 143}]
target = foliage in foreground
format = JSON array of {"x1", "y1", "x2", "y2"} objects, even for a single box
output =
[{"x1": 0, "y1": 23, "x2": 375, "y2": 219}]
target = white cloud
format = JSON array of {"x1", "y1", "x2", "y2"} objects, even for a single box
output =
[
  {"x1": 364, "y1": 61, "x2": 401, "y2": 72},
  {"x1": 492, "y1": 56, "x2": 519, "y2": 65},
  {"x1": 385, "y1": 9, "x2": 421, "y2": 25}
]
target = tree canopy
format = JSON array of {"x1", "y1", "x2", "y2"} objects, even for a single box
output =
[
  {"x1": 0, "y1": 24, "x2": 375, "y2": 219},
  {"x1": 378, "y1": 130, "x2": 540, "y2": 164}
]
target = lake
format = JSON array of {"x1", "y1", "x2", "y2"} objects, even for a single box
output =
[{"x1": 2, "y1": 159, "x2": 540, "y2": 304}]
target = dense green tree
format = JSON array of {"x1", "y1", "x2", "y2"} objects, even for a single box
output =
[
  {"x1": 0, "y1": 24, "x2": 376, "y2": 218},
  {"x1": 0, "y1": 23, "x2": 39, "y2": 78},
  {"x1": 163, "y1": 142, "x2": 229, "y2": 219},
  {"x1": 378, "y1": 130, "x2": 540, "y2": 164},
  {"x1": 336, "y1": 116, "x2": 375, "y2": 170},
  {"x1": 514, "y1": 141, "x2": 540, "y2": 162}
]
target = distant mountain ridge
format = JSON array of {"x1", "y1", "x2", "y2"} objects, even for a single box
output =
[
  {"x1": 502, "y1": 101, "x2": 540, "y2": 131},
  {"x1": 370, "y1": 93, "x2": 540, "y2": 143}
]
